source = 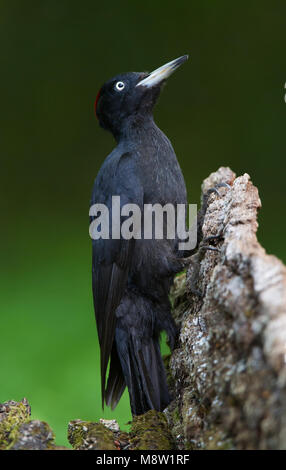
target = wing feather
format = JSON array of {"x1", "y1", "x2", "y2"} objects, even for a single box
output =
[{"x1": 91, "y1": 152, "x2": 142, "y2": 407}]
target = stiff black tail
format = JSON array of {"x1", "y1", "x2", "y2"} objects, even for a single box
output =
[
  {"x1": 104, "y1": 288, "x2": 176, "y2": 415},
  {"x1": 105, "y1": 343, "x2": 126, "y2": 410},
  {"x1": 107, "y1": 328, "x2": 171, "y2": 415}
]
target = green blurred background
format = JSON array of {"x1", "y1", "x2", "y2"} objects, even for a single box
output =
[{"x1": 1, "y1": 1, "x2": 285, "y2": 446}]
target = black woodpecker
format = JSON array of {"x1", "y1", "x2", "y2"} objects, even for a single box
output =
[{"x1": 91, "y1": 56, "x2": 189, "y2": 415}]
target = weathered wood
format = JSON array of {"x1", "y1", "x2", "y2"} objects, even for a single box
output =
[{"x1": 166, "y1": 167, "x2": 286, "y2": 450}]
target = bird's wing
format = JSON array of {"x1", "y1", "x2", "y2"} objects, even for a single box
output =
[{"x1": 90, "y1": 152, "x2": 143, "y2": 407}]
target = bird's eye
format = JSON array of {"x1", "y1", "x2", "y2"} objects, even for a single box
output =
[{"x1": 115, "y1": 81, "x2": 125, "y2": 91}]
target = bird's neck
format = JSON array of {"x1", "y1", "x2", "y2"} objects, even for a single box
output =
[{"x1": 114, "y1": 113, "x2": 157, "y2": 144}]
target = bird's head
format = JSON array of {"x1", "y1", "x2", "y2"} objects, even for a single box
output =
[{"x1": 94, "y1": 55, "x2": 189, "y2": 140}]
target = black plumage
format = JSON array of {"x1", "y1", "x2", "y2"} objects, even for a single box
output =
[{"x1": 91, "y1": 56, "x2": 189, "y2": 415}]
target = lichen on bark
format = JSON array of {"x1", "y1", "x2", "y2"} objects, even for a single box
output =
[
  {"x1": 166, "y1": 167, "x2": 286, "y2": 450},
  {"x1": 0, "y1": 398, "x2": 65, "y2": 450},
  {"x1": 0, "y1": 398, "x2": 31, "y2": 449},
  {"x1": 8, "y1": 420, "x2": 57, "y2": 450}
]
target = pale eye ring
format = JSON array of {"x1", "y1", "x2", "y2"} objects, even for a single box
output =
[{"x1": 115, "y1": 81, "x2": 125, "y2": 91}]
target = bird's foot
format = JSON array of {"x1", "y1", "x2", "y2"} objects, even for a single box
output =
[
  {"x1": 197, "y1": 182, "x2": 230, "y2": 243},
  {"x1": 187, "y1": 235, "x2": 222, "y2": 298},
  {"x1": 188, "y1": 246, "x2": 220, "y2": 298},
  {"x1": 203, "y1": 233, "x2": 224, "y2": 243},
  {"x1": 199, "y1": 245, "x2": 220, "y2": 253},
  {"x1": 200, "y1": 182, "x2": 231, "y2": 214},
  {"x1": 199, "y1": 232, "x2": 224, "y2": 253},
  {"x1": 205, "y1": 182, "x2": 231, "y2": 198},
  {"x1": 181, "y1": 183, "x2": 230, "y2": 297}
]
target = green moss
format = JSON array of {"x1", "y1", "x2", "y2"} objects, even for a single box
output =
[
  {"x1": 172, "y1": 405, "x2": 181, "y2": 423},
  {"x1": 7, "y1": 420, "x2": 56, "y2": 450},
  {"x1": 130, "y1": 410, "x2": 174, "y2": 450},
  {"x1": 0, "y1": 399, "x2": 30, "y2": 449},
  {"x1": 68, "y1": 420, "x2": 117, "y2": 450}
]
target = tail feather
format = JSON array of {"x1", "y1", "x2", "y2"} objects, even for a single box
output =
[
  {"x1": 105, "y1": 345, "x2": 126, "y2": 410},
  {"x1": 115, "y1": 328, "x2": 171, "y2": 415}
]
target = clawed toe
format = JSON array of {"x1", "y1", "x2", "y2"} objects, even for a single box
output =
[
  {"x1": 184, "y1": 183, "x2": 229, "y2": 300},
  {"x1": 200, "y1": 245, "x2": 220, "y2": 253},
  {"x1": 204, "y1": 233, "x2": 223, "y2": 243},
  {"x1": 206, "y1": 182, "x2": 231, "y2": 198}
]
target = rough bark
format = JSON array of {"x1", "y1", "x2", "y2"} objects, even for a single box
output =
[
  {"x1": 166, "y1": 167, "x2": 286, "y2": 450},
  {"x1": 0, "y1": 398, "x2": 66, "y2": 450}
]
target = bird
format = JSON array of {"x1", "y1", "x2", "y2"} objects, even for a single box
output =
[{"x1": 91, "y1": 55, "x2": 189, "y2": 415}]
